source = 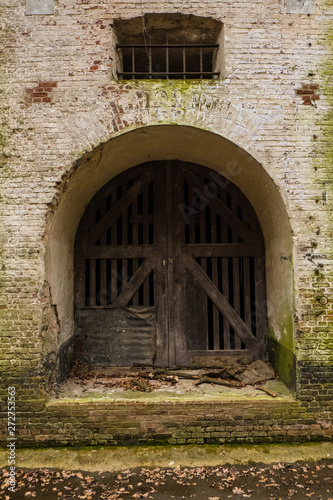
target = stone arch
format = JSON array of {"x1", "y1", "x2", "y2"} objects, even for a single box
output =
[{"x1": 46, "y1": 125, "x2": 294, "y2": 387}]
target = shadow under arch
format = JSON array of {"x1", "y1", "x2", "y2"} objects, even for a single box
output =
[{"x1": 47, "y1": 125, "x2": 295, "y2": 388}]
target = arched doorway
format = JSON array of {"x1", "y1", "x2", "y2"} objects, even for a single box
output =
[{"x1": 74, "y1": 160, "x2": 267, "y2": 367}]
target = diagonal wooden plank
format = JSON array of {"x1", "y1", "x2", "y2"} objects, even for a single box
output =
[
  {"x1": 179, "y1": 168, "x2": 254, "y2": 243},
  {"x1": 110, "y1": 256, "x2": 155, "y2": 308},
  {"x1": 185, "y1": 256, "x2": 259, "y2": 351},
  {"x1": 86, "y1": 170, "x2": 154, "y2": 244}
]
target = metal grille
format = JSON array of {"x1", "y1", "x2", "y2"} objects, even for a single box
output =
[{"x1": 117, "y1": 43, "x2": 219, "y2": 80}]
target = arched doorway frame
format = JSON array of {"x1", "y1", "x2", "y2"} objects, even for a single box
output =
[{"x1": 46, "y1": 125, "x2": 294, "y2": 387}]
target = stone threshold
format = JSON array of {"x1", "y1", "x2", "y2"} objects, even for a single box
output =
[{"x1": 1, "y1": 442, "x2": 332, "y2": 471}]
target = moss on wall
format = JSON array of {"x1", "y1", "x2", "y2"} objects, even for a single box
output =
[
  {"x1": 315, "y1": 6, "x2": 333, "y2": 314},
  {"x1": 268, "y1": 334, "x2": 296, "y2": 391},
  {"x1": 292, "y1": 2, "x2": 333, "y2": 397},
  {"x1": 318, "y1": 1, "x2": 333, "y2": 197}
]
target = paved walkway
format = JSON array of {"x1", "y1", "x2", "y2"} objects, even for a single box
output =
[
  {"x1": 1, "y1": 442, "x2": 332, "y2": 471},
  {"x1": 1, "y1": 443, "x2": 333, "y2": 500}
]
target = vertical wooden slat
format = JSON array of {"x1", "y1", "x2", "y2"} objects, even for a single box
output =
[
  {"x1": 154, "y1": 168, "x2": 169, "y2": 366},
  {"x1": 226, "y1": 192, "x2": 235, "y2": 349},
  {"x1": 222, "y1": 256, "x2": 230, "y2": 349},
  {"x1": 200, "y1": 179, "x2": 208, "y2": 349},
  {"x1": 189, "y1": 181, "x2": 196, "y2": 244},
  {"x1": 89, "y1": 259, "x2": 97, "y2": 306},
  {"x1": 172, "y1": 161, "x2": 188, "y2": 365},
  {"x1": 99, "y1": 262, "x2": 107, "y2": 305},
  {"x1": 244, "y1": 257, "x2": 252, "y2": 332},
  {"x1": 89, "y1": 203, "x2": 102, "y2": 307},
  {"x1": 121, "y1": 181, "x2": 128, "y2": 299},
  {"x1": 211, "y1": 213, "x2": 220, "y2": 350},
  {"x1": 233, "y1": 257, "x2": 241, "y2": 349},
  {"x1": 143, "y1": 183, "x2": 150, "y2": 305},
  {"x1": 98, "y1": 196, "x2": 108, "y2": 306},
  {"x1": 186, "y1": 271, "x2": 208, "y2": 350},
  {"x1": 148, "y1": 179, "x2": 154, "y2": 306},
  {"x1": 166, "y1": 163, "x2": 176, "y2": 364},
  {"x1": 110, "y1": 188, "x2": 118, "y2": 304},
  {"x1": 76, "y1": 194, "x2": 102, "y2": 308},
  {"x1": 131, "y1": 182, "x2": 139, "y2": 305}
]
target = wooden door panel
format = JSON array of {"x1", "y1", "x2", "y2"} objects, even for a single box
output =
[
  {"x1": 186, "y1": 270, "x2": 208, "y2": 351},
  {"x1": 75, "y1": 160, "x2": 267, "y2": 367},
  {"x1": 85, "y1": 170, "x2": 154, "y2": 245},
  {"x1": 185, "y1": 256, "x2": 260, "y2": 353},
  {"x1": 75, "y1": 165, "x2": 162, "y2": 366},
  {"x1": 109, "y1": 257, "x2": 155, "y2": 308},
  {"x1": 174, "y1": 161, "x2": 267, "y2": 363},
  {"x1": 75, "y1": 307, "x2": 156, "y2": 366},
  {"x1": 179, "y1": 165, "x2": 256, "y2": 244}
]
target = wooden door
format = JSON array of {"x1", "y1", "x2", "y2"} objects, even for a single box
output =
[
  {"x1": 74, "y1": 161, "x2": 267, "y2": 366},
  {"x1": 171, "y1": 162, "x2": 267, "y2": 365}
]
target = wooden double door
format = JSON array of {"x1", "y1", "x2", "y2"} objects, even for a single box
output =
[{"x1": 74, "y1": 161, "x2": 267, "y2": 367}]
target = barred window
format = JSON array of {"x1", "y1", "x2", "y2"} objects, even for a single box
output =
[
  {"x1": 113, "y1": 14, "x2": 223, "y2": 81},
  {"x1": 117, "y1": 41, "x2": 219, "y2": 80}
]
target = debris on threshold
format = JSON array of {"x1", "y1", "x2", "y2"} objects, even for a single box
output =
[{"x1": 53, "y1": 358, "x2": 280, "y2": 398}]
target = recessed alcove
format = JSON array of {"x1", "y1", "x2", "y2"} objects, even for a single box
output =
[{"x1": 47, "y1": 125, "x2": 294, "y2": 391}]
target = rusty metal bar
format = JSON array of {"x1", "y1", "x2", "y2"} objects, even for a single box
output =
[
  {"x1": 132, "y1": 46, "x2": 135, "y2": 80},
  {"x1": 166, "y1": 35, "x2": 169, "y2": 79},
  {"x1": 148, "y1": 43, "x2": 152, "y2": 80},
  {"x1": 118, "y1": 71, "x2": 220, "y2": 77},
  {"x1": 118, "y1": 42, "x2": 219, "y2": 80},
  {"x1": 117, "y1": 43, "x2": 219, "y2": 48}
]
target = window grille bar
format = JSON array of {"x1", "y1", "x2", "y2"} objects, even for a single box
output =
[
  {"x1": 118, "y1": 71, "x2": 220, "y2": 76},
  {"x1": 117, "y1": 43, "x2": 219, "y2": 80},
  {"x1": 117, "y1": 44, "x2": 219, "y2": 48},
  {"x1": 148, "y1": 44, "x2": 152, "y2": 80},
  {"x1": 166, "y1": 35, "x2": 169, "y2": 79},
  {"x1": 132, "y1": 46, "x2": 135, "y2": 80}
]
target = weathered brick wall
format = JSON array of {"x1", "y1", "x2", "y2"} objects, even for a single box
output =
[
  {"x1": 7, "y1": 397, "x2": 333, "y2": 447},
  {"x1": 0, "y1": 0, "x2": 332, "y2": 446}
]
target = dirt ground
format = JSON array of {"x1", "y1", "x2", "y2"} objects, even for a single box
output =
[
  {"x1": 52, "y1": 361, "x2": 290, "y2": 401},
  {"x1": 1, "y1": 460, "x2": 333, "y2": 500}
]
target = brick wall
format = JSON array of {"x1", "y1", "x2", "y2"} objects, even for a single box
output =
[
  {"x1": 0, "y1": 0, "x2": 332, "y2": 446},
  {"x1": 2, "y1": 396, "x2": 332, "y2": 447}
]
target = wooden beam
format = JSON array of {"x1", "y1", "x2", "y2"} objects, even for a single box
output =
[
  {"x1": 181, "y1": 243, "x2": 259, "y2": 258},
  {"x1": 110, "y1": 256, "x2": 155, "y2": 308},
  {"x1": 85, "y1": 171, "x2": 154, "y2": 244},
  {"x1": 179, "y1": 167, "x2": 254, "y2": 243},
  {"x1": 185, "y1": 256, "x2": 259, "y2": 351}
]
